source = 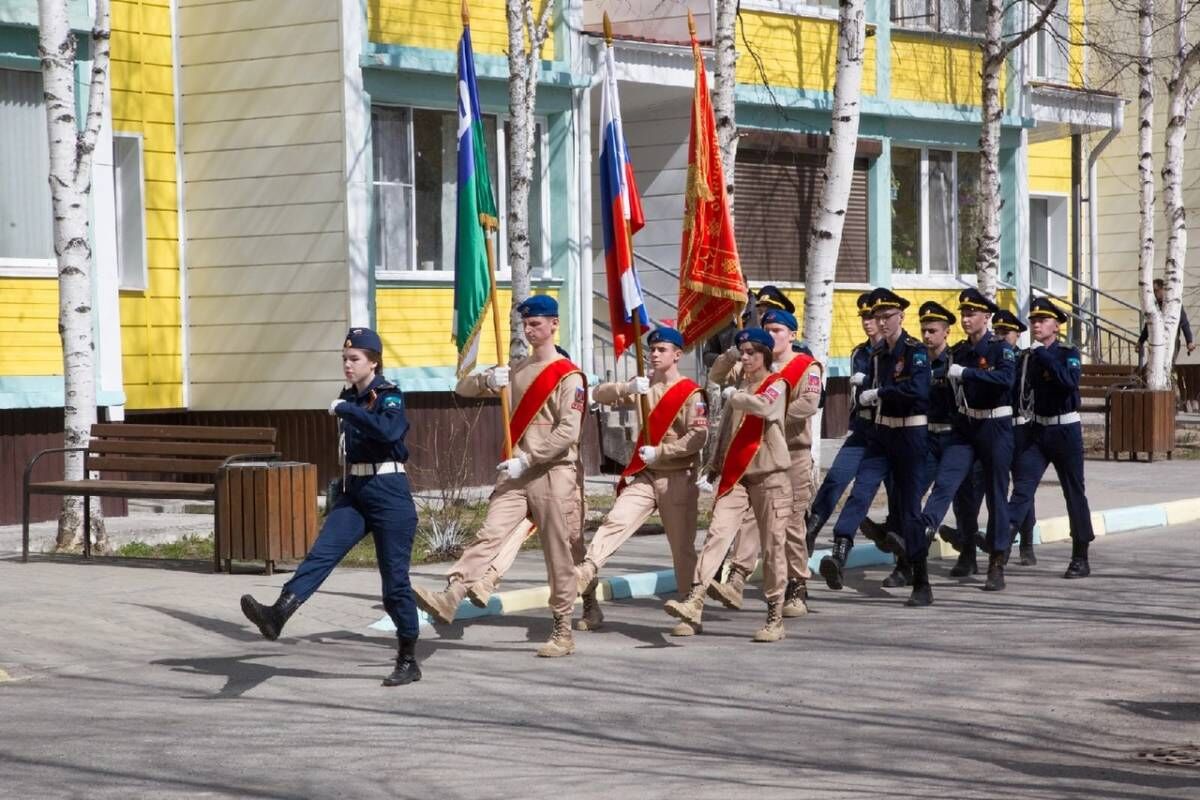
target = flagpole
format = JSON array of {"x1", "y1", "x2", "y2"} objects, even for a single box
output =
[
  {"x1": 465, "y1": 0, "x2": 513, "y2": 459},
  {"x1": 604, "y1": 13, "x2": 651, "y2": 442}
]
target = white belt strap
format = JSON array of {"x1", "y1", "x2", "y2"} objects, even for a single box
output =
[
  {"x1": 1035, "y1": 412, "x2": 1081, "y2": 426},
  {"x1": 1014, "y1": 416, "x2": 1030, "y2": 426},
  {"x1": 964, "y1": 405, "x2": 1012, "y2": 420},
  {"x1": 928, "y1": 422, "x2": 952, "y2": 433},
  {"x1": 349, "y1": 461, "x2": 406, "y2": 476},
  {"x1": 877, "y1": 414, "x2": 928, "y2": 428}
]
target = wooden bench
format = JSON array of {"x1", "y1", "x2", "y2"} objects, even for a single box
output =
[
  {"x1": 1080, "y1": 363, "x2": 1138, "y2": 413},
  {"x1": 22, "y1": 423, "x2": 279, "y2": 567}
]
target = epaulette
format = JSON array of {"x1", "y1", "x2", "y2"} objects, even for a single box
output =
[
  {"x1": 375, "y1": 379, "x2": 399, "y2": 392},
  {"x1": 904, "y1": 335, "x2": 922, "y2": 347}
]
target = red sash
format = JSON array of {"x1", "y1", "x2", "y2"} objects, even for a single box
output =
[
  {"x1": 506, "y1": 357, "x2": 585, "y2": 457},
  {"x1": 716, "y1": 373, "x2": 787, "y2": 498},
  {"x1": 618, "y1": 378, "x2": 702, "y2": 491},
  {"x1": 776, "y1": 352, "x2": 816, "y2": 394}
]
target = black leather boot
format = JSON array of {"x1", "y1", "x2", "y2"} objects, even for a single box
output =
[
  {"x1": 819, "y1": 537, "x2": 853, "y2": 591},
  {"x1": 240, "y1": 591, "x2": 301, "y2": 641},
  {"x1": 906, "y1": 556, "x2": 933, "y2": 607},
  {"x1": 949, "y1": 542, "x2": 978, "y2": 577},
  {"x1": 1064, "y1": 539, "x2": 1090, "y2": 578},
  {"x1": 938, "y1": 525, "x2": 962, "y2": 553},
  {"x1": 983, "y1": 552, "x2": 1006, "y2": 591},
  {"x1": 881, "y1": 559, "x2": 912, "y2": 588},
  {"x1": 383, "y1": 636, "x2": 422, "y2": 686},
  {"x1": 859, "y1": 517, "x2": 889, "y2": 551},
  {"x1": 805, "y1": 510, "x2": 825, "y2": 554}
]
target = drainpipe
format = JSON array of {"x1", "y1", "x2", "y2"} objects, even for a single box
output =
[
  {"x1": 579, "y1": 43, "x2": 598, "y2": 380},
  {"x1": 1086, "y1": 104, "x2": 1125, "y2": 360}
]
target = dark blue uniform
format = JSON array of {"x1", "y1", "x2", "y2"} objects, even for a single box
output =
[
  {"x1": 844, "y1": 331, "x2": 930, "y2": 558},
  {"x1": 918, "y1": 332, "x2": 1016, "y2": 551},
  {"x1": 1006, "y1": 341, "x2": 1094, "y2": 546},
  {"x1": 284, "y1": 374, "x2": 420, "y2": 638}
]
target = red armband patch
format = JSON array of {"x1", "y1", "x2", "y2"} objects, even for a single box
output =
[
  {"x1": 806, "y1": 373, "x2": 821, "y2": 392},
  {"x1": 571, "y1": 386, "x2": 585, "y2": 411}
]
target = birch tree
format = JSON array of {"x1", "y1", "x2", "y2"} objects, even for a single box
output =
[
  {"x1": 1136, "y1": 0, "x2": 1164, "y2": 383},
  {"x1": 712, "y1": 0, "x2": 739, "y2": 207},
  {"x1": 975, "y1": 0, "x2": 1059, "y2": 298},
  {"x1": 38, "y1": 0, "x2": 111, "y2": 552},
  {"x1": 505, "y1": 0, "x2": 555, "y2": 360}
]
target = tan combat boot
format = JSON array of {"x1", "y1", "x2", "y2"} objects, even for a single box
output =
[
  {"x1": 575, "y1": 559, "x2": 598, "y2": 596},
  {"x1": 707, "y1": 565, "x2": 748, "y2": 610},
  {"x1": 664, "y1": 584, "x2": 706, "y2": 626},
  {"x1": 669, "y1": 620, "x2": 702, "y2": 637},
  {"x1": 413, "y1": 581, "x2": 467, "y2": 625},
  {"x1": 752, "y1": 601, "x2": 785, "y2": 642},
  {"x1": 576, "y1": 590, "x2": 604, "y2": 631},
  {"x1": 782, "y1": 578, "x2": 808, "y2": 618},
  {"x1": 536, "y1": 613, "x2": 576, "y2": 657},
  {"x1": 466, "y1": 568, "x2": 501, "y2": 609}
]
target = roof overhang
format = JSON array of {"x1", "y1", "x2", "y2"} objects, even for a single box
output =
[{"x1": 1026, "y1": 82, "x2": 1126, "y2": 143}]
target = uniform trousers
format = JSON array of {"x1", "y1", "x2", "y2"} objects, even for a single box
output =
[
  {"x1": 728, "y1": 450, "x2": 814, "y2": 580},
  {"x1": 954, "y1": 422, "x2": 1036, "y2": 543},
  {"x1": 850, "y1": 424, "x2": 928, "y2": 559},
  {"x1": 919, "y1": 417, "x2": 1014, "y2": 552},
  {"x1": 284, "y1": 472, "x2": 419, "y2": 638},
  {"x1": 474, "y1": 493, "x2": 585, "y2": 584},
  {"x1": 446, "y1": 464, "x2": 579, "y2": 616},
  {"x1": 1008, "y1": 422, "x2": 1094, "y2": 544},
  {"x1": 807, "y1": 426, "x2": 871, "y2": 535},
  {"x1": 584, "y1": 468, "x2": 698, "y2": 592},
  {"x1": 693, "y1": 470, "x2": 793, "y2": 602}
]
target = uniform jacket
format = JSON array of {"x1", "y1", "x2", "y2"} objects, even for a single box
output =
[
  {"x1": 706, "y1": 370, "x2": 789, "y2": 479},
  {"x1": 708, "y1": 348, "x2": 822, "y2": 449},
  {"x1": 927, "y1": 346, "x2": 955, "y2": 425},
  {"x1": 594, "y1": 376, "x2": 708, "y2": 472},
  {"x1": 952, "y1": 332, "x2": 1016, "y2": 411},
  {"x1": 335, "y1": 375, "x2": 410, "y2": 463},
  {"x1": 1028, "y1": 341, "x2": 1083, "y2": 416},
  {"x1": 871, "y1": 331, "x2": 930, "y2": 418}
]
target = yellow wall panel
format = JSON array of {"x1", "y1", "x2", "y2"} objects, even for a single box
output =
[
  {"x1": 109, "y1": 59, "x2": 175, "y2": 95},
  {"x1": 1027, "y1": 139, "x2": 1071, "y2": 194},
  {"x1": 0, "y1": 278, "x2": 61, "y2": 376},
  {"x1": 112, "y1": 89, "x2": 176, "y2": 125},
  {"x1": 143, "y1": 179, "x2": 179, "y2": 212},
  {"x1": 735, "y1": 11, "x2": 877, "y2": 94},
  {"x1": 110, "y1": 31, "x2": 173, "y2": 65},
  {"x1": 123, "y1": 382, "x2": 184, "y2": 409},
  {"x1": 369, "y1": 0, "x2": 556, "y2": 59},
  {"x1": 890, "y1": 33, "x2": 989, "y2": 106}
]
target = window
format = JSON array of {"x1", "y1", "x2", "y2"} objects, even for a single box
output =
[
  {"x1": 371, "y1": 105, "x2": 548, "y2": 277},
  {"x1": 0, "y1": 69, "x2": 54, "y2": 271},
  {"x1": 1032, "y1": 0, "x2": 1070, "y2": 82},
  {"x1": 891, "y1": 146, "x2": 982, "y2": 276},
  {"x1": 891, "y1": 0, "x2": 986, "y2": 34},
  {"x1": 113, "y1": 134, "x2": 147, "y2": 290},
  {"x1": 1029, "y1": 195, "x2": 1067, "y2": 293}
]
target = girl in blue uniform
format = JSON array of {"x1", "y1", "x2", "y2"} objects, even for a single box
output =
[{"x1": 240, "y1": 327, "x2": 421, "y2": 687}]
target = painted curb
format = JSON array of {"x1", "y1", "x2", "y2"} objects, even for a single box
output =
[{"x1": 370, "y1": 498, "x2": 1196, "y2": 632}]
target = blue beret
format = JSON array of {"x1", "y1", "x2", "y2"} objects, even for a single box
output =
[
  {"x1": 734, "y1": 327, "x2": 773, "y2": 350},
  {"x1": 517, "y1": 295, "x2": 558, "y2": 318},
  {"x1": 958, "y1": 288, "x2": 1000, "y2": 314},
  {"x1": 992, "y1": 309, "x2": 1027, "y2": 333},
  {"x1": 761, "y1": 308, "x2": 798, "y2": 331},
  {"x1": 871, "y1": 288, "x2": 910, "y2": 311},
  {"x1": 647, "y1": 326, "x2": 684, "y2": 348},
  {"x1": 344, "y1": 327, "x2": 382, "y2": 353},
  {"x1": 1028, "y1": 297, "x2": 1067, "y2": 323}
]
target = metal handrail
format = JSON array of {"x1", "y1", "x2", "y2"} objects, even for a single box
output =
[
  {"x1": 632, "y1": 250, "x2": 679, "y2": 281},
  {"x1": 1031, "y1": 257, "x2": 1143, "y2": 318}
]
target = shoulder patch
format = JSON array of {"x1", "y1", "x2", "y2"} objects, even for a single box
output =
[
  {"x1": 381, "y1": 394, "x2": 403, "y2": 408},
  {"x1": 572, "y1": 386, "x2": 585, "y2": 411},
  {"x1": 695, "y1": 398, "x2": 708, "y2": 417},
  {"x1": 912, "y1": 350, "x2": 928, "y2": 367},
  {"x1": 1003, "y1": 348, "x2": 1016, "y2": 362},
  {"x1": 1067, "y1": 356, "x2": 1082, "y2": 370},
  {"x1": 806, "y1": 372, "x2": 822, "y2": 392},
  {"x1": 763, "y1": 386, "x2": 781, "y2": 402}
]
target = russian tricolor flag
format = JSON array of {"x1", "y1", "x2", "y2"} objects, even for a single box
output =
[{"x1": 599, "y1": 44, "x2": 647, "y2": 357}]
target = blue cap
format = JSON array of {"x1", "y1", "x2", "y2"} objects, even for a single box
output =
[
  {"x1": 918, "y1": 300, "x2": 956, "y2": 325},
  {"x1": 734, "y1": 327, "x2": 773, "y2": 350},
  {"x1": 856, "y1": 292, "x2": 875, "y2": 317},
  {"x1": 517, "y1": 295, "x2": 558, "y2": 318},
  {"x1": 756, "y1": 285, "x2": 795, "y2": 314},
  {"x1": 1028, "y1": 297, "x2": 1067, "y2": 323},
  {"x1": 958, "y1": 288, "x2": 1000, "y2": 314},
  {"x1": 344, "y1": 327, "x2": 382, "y2": 353},
  {"x1": 761, "y1": 308, "x2": 798, "y2": 331},
  {"x1": 871, "y1": 288, "x2": 910, "y2": 312},
  {"x1": 647, "y1": 326, "x2": 685, "y2": 349},
  {"x1": 992, "y1": 309, "x2": 1027, "y2": 333}
]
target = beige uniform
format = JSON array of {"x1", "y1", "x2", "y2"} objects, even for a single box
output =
[
  {"x1": 446, "y1": 353, "x2": 585, "y2": 616},
  {"x1": 726, "y1": 352, "x2": 823, "y2": 581},
  {"x1": 583, "y1": 377, "x2": 708, "y2": 590},
  {"x1": 693, "y1": 370, "x2": 792, "y2": 602}
]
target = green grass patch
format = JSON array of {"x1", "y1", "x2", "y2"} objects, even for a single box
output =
[{"x1": 116, "y1": 535, "x2": 214, "y2": 560}]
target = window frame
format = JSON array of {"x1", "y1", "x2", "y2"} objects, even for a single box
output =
[
  {"x1": 113, "y1": 132, "x2": 149, "y2": 292},
  {"x1": 1028, "y1": 193, "x2": 1069, "y2": 295},
  {"x1": 889, "y1": 0, "x2": 986, "y2": 37},
  {"x1": 1030, "y1": 0, "x2": 1071, "y2": 82},
  {"x1": 891, "y1": 144, "x2": 982, "y2": 280},
  {"x1": 370, "y1": 103, "x2": 552, "y2": 283},
  {"x1": 0, "y1": 66, "x2": 56, "y2": 277}
]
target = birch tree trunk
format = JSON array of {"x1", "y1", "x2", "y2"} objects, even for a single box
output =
[
  {"x1": 712, "y1": 0, "x2": 739, "y2": 210},
  {"x1": 1157, "y1": 1, "x2": 1200, "y2": 388},
  {"x1": 975, "y1": 0, "x2": 1058, "y2": 299},
  {"x1": 505, "y1": 0, "x2": 554, "y2": 361},
  {"x1": 38, "y1": 0, "x2": 111, "y2": 552},
  {"x1": 1138, "y1": 0, "x2": 1167, "y2": 386},
  {"x1": 802, "y1": 0, "x2": 866, "y2": 469}
]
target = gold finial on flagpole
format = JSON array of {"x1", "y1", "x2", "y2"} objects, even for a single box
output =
[
  {"x1": 462, "y1": 0, "x2": 469, "y2": 26},
  {"x1": 687, "y1": 9, "x2": 697, "y2": 38},
  {"x1": 602, "y1": 11, "x2": 613, "y2": 46}
]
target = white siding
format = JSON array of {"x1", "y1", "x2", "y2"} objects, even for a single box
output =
[{"x1": 179, "y1": 0, "x2": 348, "y2": 410}]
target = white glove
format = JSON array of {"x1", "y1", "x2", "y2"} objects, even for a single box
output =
[
  {"x1": 696, "y1": 475, "x2": 715, "y2": 493},
  {"x1": 486, "y1": 366, "x2": 511, "y2": 390},
  {"x1": 1028, "y1": 340, "x2": 1043, "y2": 350},
  {"x1": 627, "y1": 375, "x2": 650, "y2": 395},
  {"x1": 722, "y1": 385, "x2": 738, "y2": 401},
  {"x1": 850, "y1": 372, "x2": 866, "y2": 387},
  {"x1": 328, "y1": 398, "x2": 346, "y2": 416},
  {"x1": 638, "y1": 445, "x2": 658, "y2": 465},
  {"x1": 496, "y1": 453, "x2": 530, "y2": 480},
  {"x1": 858, "y1": 388, "x2": 879, "y2": 406},
  {"x1": 948, "y1": 364, "x2": 965, "y2": 380}
]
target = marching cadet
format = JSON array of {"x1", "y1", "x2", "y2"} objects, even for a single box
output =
[
  {"x1": 915, "y1": 288, "x2": 1015, "y2": 591},
  {"x1": 665, "y1": 327, "x2": 793, "y2": 642},
  {"x1": 804, "y1": 292, "x2": 881, "y2": 552},
  {"x1": 707, "y1": 308, "x2": 823, "y2": 618},
  {"x1": 1005, "y1": 298, "x2": 1095, "y2": 578},
  {"x1": 818, "y1": 290, "x2": 931, "y2": 604},
  {"x1": 412, "y1": 295, "x2": 587, "y2": 658},
  {"x1": 240, "y1": 327, "x2": 422, "y2": 687},
  {"x1": 574, "y1": 327, "x2": 708, "y2": 636}
]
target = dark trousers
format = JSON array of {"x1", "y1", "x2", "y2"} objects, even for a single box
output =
[
  {"x1": 1008, "y1": 422, "x2": 1095, "y2": 545},
  {"x1": 848, "y1": 425, "x2": 928, "y2": 559},
  {"x1": 284, "y1": 472, "x2": 420, "y2": 638},
  {"x1": 808, "y1": 426, "x2": 870, "y2": 535},
  {"x1": 955, "y1": 423, "x2": 1036, "y2": 542},
  {"x1": 919, "y1": 417, "x2": 1014, "y2": 551}
]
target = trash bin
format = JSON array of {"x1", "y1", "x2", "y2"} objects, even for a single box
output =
[
  {"x1": 216, "y1": 461, "x2": 318, "y2": 574},
  {"x1": 1106, "y1": 388, "x2": 1175, "y2": 462}
]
